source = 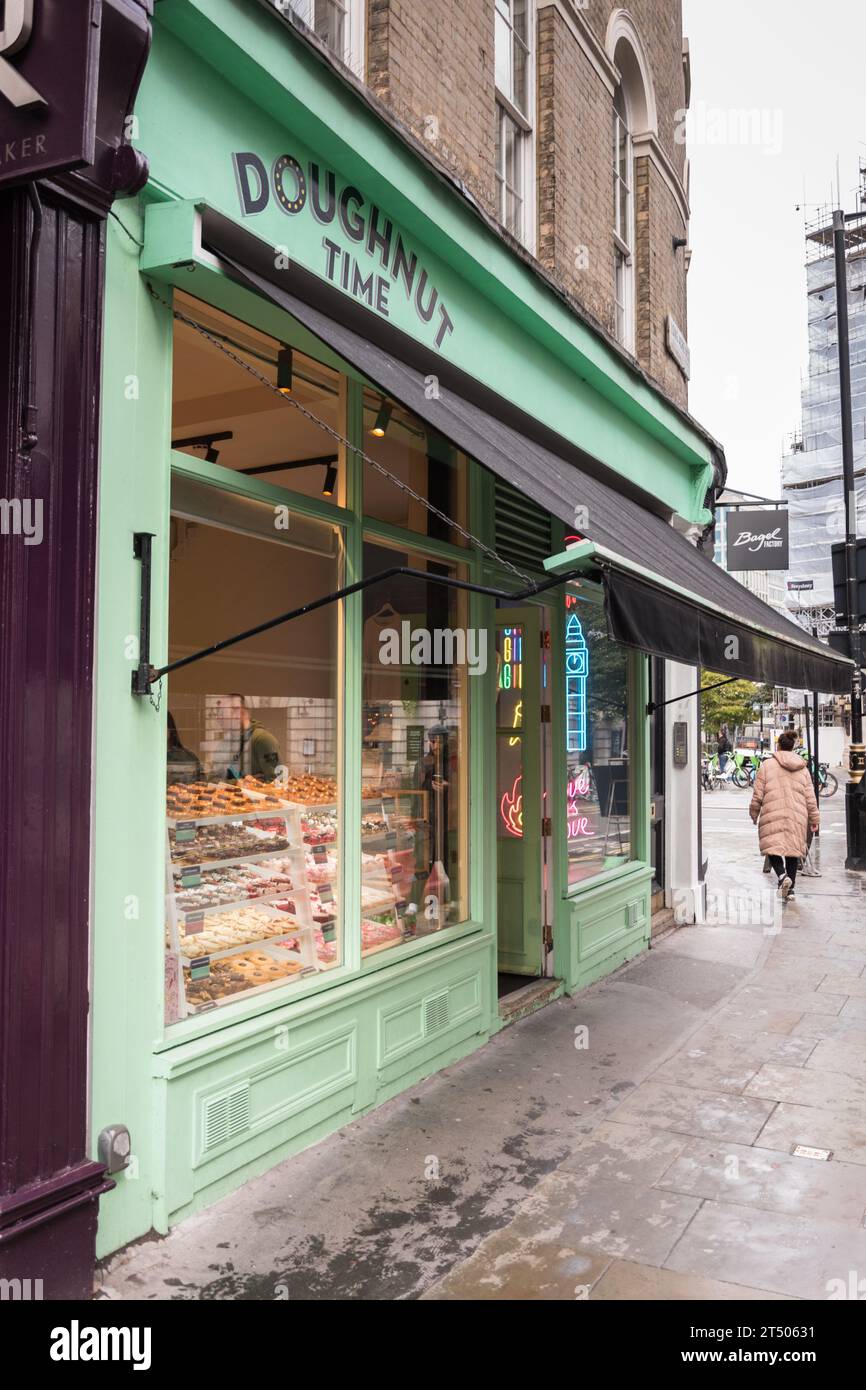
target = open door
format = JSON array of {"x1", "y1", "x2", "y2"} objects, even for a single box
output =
[{"x1": 495, "y1": 608, "x2": 544, "y2": 981}]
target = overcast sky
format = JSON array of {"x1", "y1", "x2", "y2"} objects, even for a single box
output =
[{"x1": 682, "y1": 0, "x2": 866, "y2": 498}]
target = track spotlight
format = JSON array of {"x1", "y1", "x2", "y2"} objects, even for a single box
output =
[
  {"x1": 370, "y1": 399, "x2": 392, "y2": 437},
  {"x1": 277, "y1": 346, "x2": 293, "y2": 394},
  {"x1": 322, "y1": 462, "x2": 338, "y2": 498}
]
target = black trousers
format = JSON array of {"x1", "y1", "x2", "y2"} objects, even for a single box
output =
[{"x1": 769, "y1": 855, "x2": 798, "y2": 887}]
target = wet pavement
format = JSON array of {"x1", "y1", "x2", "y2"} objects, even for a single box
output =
[{"x1": 99, "y1": 783, "x2": 866, "y2": 1300}]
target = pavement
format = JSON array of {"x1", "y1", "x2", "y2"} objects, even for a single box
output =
[{"x1": 99, "y1": 781, "x2": 866, "y2": 1301}]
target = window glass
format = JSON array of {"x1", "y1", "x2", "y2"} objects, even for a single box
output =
[
  {"x1": 164, "y1": 483, "x2": 344, "y2": 1022},
  {"x1": 495, "y1": 0, "x2": 529, "y2": 116},
  {"x1": 360, "y1": 540, "x2": 472, "y2": 953},
  {"x1": 314, "y1": 0, "x2": 347, "y2": 57},
  {"x1": 362, "y1": 390, "x2": 468, "y2": 545},
  {"x1": 496, "y1": 105, "x2": 525, "y2": 239},
  {"x1": 172, "y1": 292, "x2": 346, "y2": 507},
  {"x1": 564, "y1": 588, "x2": 632, "y2": 886}
]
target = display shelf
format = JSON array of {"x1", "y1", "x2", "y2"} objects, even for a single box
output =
[
  {"x1": 166, "y1": 806, "x2": 293, "y2": 829},
  {"x1": 174, "y1": 890, "x2": 301, "y2": 928},
  {"x1": 166, "y1": 800, "x2": 324, "y2": 1007},
  {"x1": 177, "y1": 919, "x2": 315, "y2": 966},
  {"x1": 169, "y1": 845, "x2": 305, "y2": 874}
]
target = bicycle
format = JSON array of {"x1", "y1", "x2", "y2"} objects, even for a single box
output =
[
  {"x1": 702, "y1": 753, "x2": 734, "y2": 791},
  {"x1": 797, "y1": 750, "x2": 839, "y2": 798},
  {"x1": 731, "y1": 751, "x2": 759, "y2": 788}
]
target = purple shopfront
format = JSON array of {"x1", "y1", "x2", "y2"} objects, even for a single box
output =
[{"x1": 0, "y1": 0, "x2": 152, "y2": 1299}]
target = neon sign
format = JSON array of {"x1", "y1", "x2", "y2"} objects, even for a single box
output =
[
  {"x1": 499, "y1": 627, "x2": 523, "y2": 690},
  {"x1": 567, "y1": 766, "x2": 593, "y2": 839},
  {"x1": 565, "y1": 605, "x2": 588, "y2": 752},
  {"x1": 500, "y1": 773, "x2": 523, "y2": 837}
]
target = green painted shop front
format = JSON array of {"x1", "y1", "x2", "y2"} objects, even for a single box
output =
[{"x1": 90, "y1": 0, "x2": 713, "y2": 1258}]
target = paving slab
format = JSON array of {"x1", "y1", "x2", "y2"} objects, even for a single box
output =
[
  {"x1": 615, "y1": 953, "x2": 751, "y2": 1010},
  {"x1": 590, "y1": 1260, "x2": 792, "y2": 1301},
  {"x1": 757, "y1": 960, "x2": 832, "y2": 990},
  {"x1": 706, "y1": 1001, "x2": 805, "y2": 1036},
  {"x1": 556, "y1": 1121, "x2": 688, "y2": 1184},
  {"x1": 766, "y1": 932, "x2": 835, "y2": 951},
  {"x1": 840, "y1": 997, "x2": 866, "y2": 1019},
  {"x1": 734, "y1": 985, "x2": 847, "y2": 1017},
  {"x1": 651, "y1": 1039, "x2": 766, "y2": 1094},
  {"x1": 755, "y1": 1103, "x2": 866, "y2": 1167},
  {"x1": 518, "y1": 1170, "x2": 702, "y2": 1265},
  {"x1": 609, "y1": 1080, "x2": 776, "y2": 1144},
  {"x1": 655, "y1": 926, "x2": 764, "y2": 968},
  {"x1": 665, "y1": 1200, "x2": 866, "y2": 1300},
  {"x1": 421, "y1": 1226, "x2": 612, "y2": 1301},
  {"x1": 683, "y1": 1025, "x2": 815, "y2": 1067},
  {"x1": 790, "y1": 1014, "x2": 866, "y2": 1043},
  {"x1": 655, "y1": 1138, "x2": 866, "y2": 1223},
  {"x1": 746, "y1": 1062, "x2": 866, "y2": 1116},
  {"x1": 805, "y1": 1037, "x2": 866, "y2": 1078},
  {"x1": 819, "y1": 972, "x2": 866, "y2": 999}
]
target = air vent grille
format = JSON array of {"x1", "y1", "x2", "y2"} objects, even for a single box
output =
[
  {"x1": 424, "y1": 991, "x2": 450, "y2": 1035},
  {"x1": 202, "y1": 1082, "x2": 251, "y2": 1153},
  {"x1": 494, "y1": 478, "x2": 553, "y2": 572}
]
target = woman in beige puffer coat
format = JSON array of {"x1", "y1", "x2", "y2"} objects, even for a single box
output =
[{"x1": 749, "y1": 731, "x2": 819, "y2": 899}]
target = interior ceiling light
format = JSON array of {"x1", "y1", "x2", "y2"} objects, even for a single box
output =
[
  {"x1": 321, "y1": 462, "x2": 338, "y2": 498},
  {"x1": 277, "y1": 346, "x2": 293, "y2": 394},
  {"x1": 171, "y1": 431, "x2": 233, "y2": 462},
  {"x1": 370, "y1": 399, "x2": 392, "y2": 437}
]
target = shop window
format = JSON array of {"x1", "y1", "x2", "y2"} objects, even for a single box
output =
[
  {"x1": 564, "y1": 588, "x2": 632, "y2": 886},
  {"x1": 164, "y1": 478, "x2": 344, "y2": 1022},
  {"x1": 362, "y1": 390, "x2": 468, "y2": 545},
  {"x1": 360, "y1": 540, "x2": 472, "y2": 952},
  {"x1": 172, "y1": 293, "x2": 346, "y2": 507},
  {"x1": 494, "y1": 0, "x2": 534, "y2": 249}
]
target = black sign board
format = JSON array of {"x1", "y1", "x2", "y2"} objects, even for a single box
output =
[
  {"x1": 0, "y1": 0, "x2": 99, "y2": 189},
  {"x1": 831, "y1": 538, "x2": 866, "y2": 628},
  {"x1": 725, "y1": 509, "x2": 789, "y2": 571}
]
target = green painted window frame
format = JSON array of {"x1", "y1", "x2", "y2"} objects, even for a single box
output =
[{"x1": 162, "y1": 296, "x2": 490, "y2": 1045}]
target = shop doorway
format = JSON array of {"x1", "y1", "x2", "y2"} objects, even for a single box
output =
[{"x1": 495, "y1": 606, "x2": 552, "y2": 993}]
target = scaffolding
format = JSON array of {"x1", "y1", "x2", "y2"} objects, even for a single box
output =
[{"x1": 782, "y1": 163, "x2": 866, "y2": 620}]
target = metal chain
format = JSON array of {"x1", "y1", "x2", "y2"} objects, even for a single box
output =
[{"x1": 145, "y1": 281, "x2": 531, "y2": 584}]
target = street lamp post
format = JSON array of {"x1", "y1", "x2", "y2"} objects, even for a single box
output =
[{"x1": 832, "y1": 209, "x2": 866, "y2": 868}]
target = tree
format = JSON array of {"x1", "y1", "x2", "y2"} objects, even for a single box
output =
[{"x1": 699, "y1": 670, "x2": 765, "y2": 741}]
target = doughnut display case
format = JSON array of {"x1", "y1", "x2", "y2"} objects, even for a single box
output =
[{"x1": 164, "y1": 778, "x2": 340, "y2": 1021}]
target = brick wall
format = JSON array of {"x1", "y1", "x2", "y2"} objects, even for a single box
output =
[
  {"x1": 366, "y1": 0, "x2": 691, "y2": 409},
  {"x1": 368, "y1": 0, "x2": 497, "y2": 214}
]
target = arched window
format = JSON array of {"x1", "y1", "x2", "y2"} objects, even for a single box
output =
[
  {"x1": 607, "y1": 14, "x2": 657, "y2": 352},
  {"x1": 612, "y1": 78, "x2": 634, "y2": 350}
]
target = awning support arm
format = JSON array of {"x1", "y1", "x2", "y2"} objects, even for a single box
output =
[
  {"x1": 131, "y1": 533, "x2": 581, "y2": 697},
  {"x1": 646, "y1": 675, "x2": 739, "y2": 716}
]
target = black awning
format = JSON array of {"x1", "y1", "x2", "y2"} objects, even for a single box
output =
[
  {"x1": 602, "y1": 570, "x2": 845, "y2": 693},
  {"x1": 202, "y1": 231, "x2": 853, "y2": 697}
]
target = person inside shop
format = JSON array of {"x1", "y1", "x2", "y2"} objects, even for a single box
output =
[
  {"x1": 413, "y1": 721, "x2": 456, "y2": 905},
  {"x1": 217, "y1": 693, "x2": 282, "y2": 782},
  {"x1": 166, "y1": 710, "x2": 203, "y2": 783},
  {"x1": 717, "y1": 726, "x2": 732, "y2": 772}
]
